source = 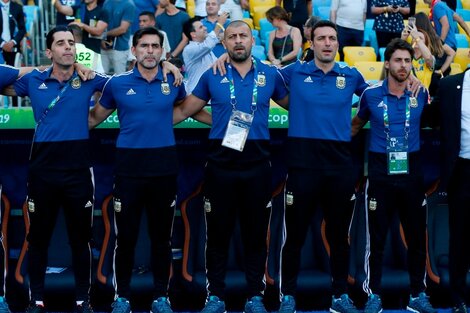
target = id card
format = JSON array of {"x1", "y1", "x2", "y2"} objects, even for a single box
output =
[
  {"x1": 221, "y1": 110, "x2": 253, "y2": 151},
  {"x1": 386, "y1": 136, "x2": 409, "y2": 175}
]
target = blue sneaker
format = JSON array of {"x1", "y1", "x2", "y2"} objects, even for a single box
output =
[
  {"x1": 76, "y1": 301, "x2": 94, "y2": 313},
  {"x1": 406, "y1": 293, "x2": 437, "y2": 313},
  {"x1": 278, "y1": 295, "x2": 296, "y2": 313},
  {"x1": 0, "y1": 297, "x2": 10, "y2": 313},
  {"x1": 330, "y1": 294, "x2": 361, "y2": 313},
  {"x1": 151, "y1": 297, "x2": 173, "y2": 313},
  {"x1": 201, "y1": 296, "x2": 226, "y2": 313},
  {"x1": 364, "y1": 294, "x2": 383, "y2": 313},
  {"x1": 111, "y1": 298, "x2": 131, "y2": 313},
  {"x1": 244, "y1": 296, "x2": 268, "y2": 313}
]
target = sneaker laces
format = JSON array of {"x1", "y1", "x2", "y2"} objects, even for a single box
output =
[
  {"x1": 365, "y1": 295, "x2": 382, "y2": 312},
  {"x1": 153, "y1": 298, "x2": 172, "y2": 313},
  {"x1": 336, "y1": 295, "x2": 356, "y2": 310},
  {"x1": 112, "y1": 300, "x2": 130, "y2": 313},
  {"x1": 412, "y1": 293, "x2": 434, "y2": 312},
  {"x1": 279, "y1": 296, "x2": 295, "y2": 313},
  {"x1": 202, "y1": 296, "x2": 223, "y2": 313},
  {"x1": 246, "y1": 297, "x2": 267, "y2": 313}
]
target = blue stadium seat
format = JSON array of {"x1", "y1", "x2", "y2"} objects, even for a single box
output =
[
  {"x1": 455, "y1": 33, "x2": 469, "y2": 48},
  {"x1": 363, "y1": 19, "x2": 375, "y2": 46},
  {"x1": 252, "y1": 45, "x2": 267, "y2": 60},
  {"x1": 457, "y1": 8, "x2": 470, "y2": 21},
  {"x1": 315, "y1": 6, "x2": 331, "y2": 20}
]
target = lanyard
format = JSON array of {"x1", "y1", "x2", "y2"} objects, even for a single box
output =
[
  {"x1": 36, "y1": 72, "x2": 78, "y2": 126},
  {"x1": 225, "y1": 58, "x2": 258, "y2": 114},
  {"x1": 382, "y1": 94, "x2": 411, "y2": 141}
]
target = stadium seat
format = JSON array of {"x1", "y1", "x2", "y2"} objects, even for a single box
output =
[
  {"x1": 462, "y1": 0, "x2": 470, "y2": 9},
  {"x1": 315, "y1": 6, "x2": 330, "y2": 20},
  {"x1": 415, "y1": 6, "x2": 430, "y2": 15},
  {"x1": 249, "y1": 0, "x2": 275, "y2": 17},
  {"x1": 450, "y1": 62, "x2": 463, "y2": 75},
  {"x1": 363, "y1": 19, "x2": 375, "y2": 46},
  {"x1": 455, "y1": 33, "x2": 469, "y2": 48},
  {"x1": 253, "y1": 6, "x2": 272, "y2": 30},
  {"x1": 354, "y1": 61, "x2": 384, "y2": 81},
  {"x1": 456, "y1": 8, "x2": 470, "y2": 21},
  {"x1": 243, "y1": 17, "x2": 254, "y2": 30},
  {"x1": 252, "y1": 45, "x2": 267, "y2": 60},
  {"x1": 343, "y1": 46, "x2": 377, "y2": 66},
  {"x1": 259, "y1": 18, "x2": 275, "y2": 43},
  {"x1": 379, "y1": 47, "x2": 386, "y2": 61},
  {"x1": 453, "y1": 48, "x2": 470, "y2": 70},
  {"x1": 252, "y1": 29, "x2": 262, "y2": 45},
  {"x1": 187, "y1": 0, "x2": 195, "y2": 17}
]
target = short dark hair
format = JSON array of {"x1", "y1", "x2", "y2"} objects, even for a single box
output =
[
  {"x1": 139, "y1": 11, "x2": 156, "y2": 22},
  {"x1": 132, "y1": 27, "x2": 164, "y2": 47},
  {"x1": 384, "y1": 38, "x2": 414, "y2": 62},
  {"x1": 46, "y1": 25, "x2": 74, "y2": 49},
  {"x1": 304, "y1": 15, "x2": 320, "y2": 28},
  {"x1": 311, "y1": 20, "x2": 337, "y2": 41},
  {"x1": 183, "y1": 17, "x2": 202, "y2": 41},
  {"x1": 224, "y1": 20, "x2": 252, "y2": 39}
]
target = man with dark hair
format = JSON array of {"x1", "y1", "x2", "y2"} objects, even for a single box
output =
[
  {"x1": 156, "y1": 0, "x2": 190, "y2": 59},
  {"x1": 182, "y1": 14, "x2": 226, "y2": 94},
  {"x1": 352, "y1": 38, "x2": 436, "y2": 313},
  {"x1": 88, "y1": 27, "x2": 187, "y2": 313},
  {"x1": 276, "y1": 20, "x2": 368, "y2": 313},
  {"x1": 10, "y1": 25, "x2": 109, "y2": 313},
  {"x1": 173, "y1": 20, "x2": 289, "y2": 313}
]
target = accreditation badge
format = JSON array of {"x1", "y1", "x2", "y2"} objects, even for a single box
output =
[
  {"x1": 221, "y1": 109, "x2": 254, "y2": 152},
  {"x1": 27, "y1": 199, "x2": 35, "y2": 213},
  {"x1": 161, "y1": 82, "x2": 170, "y2": 95},
  {"x1": 409, "y1": 97, "x2": 418, "y2": 108},
  {"x1": 369, "y1": 198, "x2": 377, "y2": 211},
  {"x1": 386, "y1": 136, "x2": 409, "y2": 175},
  {"x1": 286, "y1": 192, "x2": 294, "y2": 206},
  {"x1": 336, "y1": 76, "x2": 346, "y2": 89},
  {"x1": 71, "y1": 77, "x2": 81, "y2": 89},
  {"x1": 257, "y1": 74, "x2": 266, "y2": 87}
]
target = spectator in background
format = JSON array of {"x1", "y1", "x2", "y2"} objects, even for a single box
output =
[
  {"x1": 156, "y1": 0, "x2": 190, "y2": 60},
  {"x1": 69, "y1": 24, "x2": 105, "y2": 72},
  {"x1": 414, "y1": 11, "x2": 455, "y2": 97},
  {"x1": 182, "y1": 14, "x2": 227, "y2": 94},
  {"x1": 130, "y1": 0, "x2": 158, "y2": 33},
  {"x1": 201, "y1": 0, "x2": 230, "y2": 57},
  {"x1": 57, "y1": 0, "x2": 109, "y2": 54},
  {"x1": 423, "y1": 0, "x2": 470, "y2": 52},
  {"x1": 371, "y1": 0, "x2": 410, "y2": 49},
  {"x1": 54, "y1": 0, "x2": 80, "y2": 26},
  {"x1": 1, "y1": 0, "x2": 26, "y2": 65},
  {"x1": 266, "y1": 6, "x2": 302, "y2": 67},
  {"x1": 195, "y1": 0, "x2": 207, "y2": 18},
  {"x1": 330, "y1": 0, "x2": 367, "y2": 60},
  {"x1": 128, "y1": 11, "x2": 171, "y2": 68},
  {"x1": 219, "y1": 0, "x2": 246, "y2": 21},
  {"x1": 300, "y1": 15, "x2": 319, "y2": 62},
  {"x1": 101, "y1": 0, "x2": 136, "y2": 74},
  {"x1": 1, "y1": 0, "x2": 25, "y2": 106},
  {"x1": 276, "y1": 0, "x2": 311, "y2": 39}
]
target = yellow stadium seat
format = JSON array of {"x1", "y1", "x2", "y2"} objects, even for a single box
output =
[
  {"x1": 243, "y1": 17, "x2": 254, "y2": 29},
  {"x1": 253, "y1": 6, "x2": 271, "y2": 29},
  {"x1": 453, "y1": 48, "x2": 470, "y2": 70},
  {"x1": 249, "y1": 0, "x2": 276, "y2": 16},
  {"x1": 335, "y1": 52, "x2": 340, "y2": 61},
  {"x1": 450, "y1": 62, "x2": 463, "y2": 75},
  {"x1": 354, "y1": 61, "x2": 384, "y2": 81},
  {"x1": 415, "y1": 7, "x2": 430, "y2": 16},
  {"x1": 415, "y1": 0, "x2": 427, "y2": 8},
  {"x1": 343, "y1": 46, "x2": 377, "y2": 66},
  {"x1": 457, "y1": 21, "x2": 470, "y2": 43},
  {"x1": 186, "y1": 0, "x2": 195, "y2": 17},
  {"x1": 462, "y1": 0, "x2": 470, "y2": 9}
]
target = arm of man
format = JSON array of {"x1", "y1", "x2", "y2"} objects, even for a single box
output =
[
  {"x1": 170, "y1": 34, "x2": 190, "y2": 58},
  {"x1": 438, "y1": 43, "x2": 455, "y2": 74},
  {"x1": 173, "y1": 94, "x2": 208, "y2": 124},
  {"x1": 54, "y1": 0, "x2": 74, "y2": 16},
  {"x1": 81, "y1": 20, "x2": 109, "y2": 37},
  {"x1": 351, "y1": 115, "x2": 367, "y2": 136},
  {"x1": 438, "y1": 15, "x2": 450, "y2": 42},
  {"x1": 89, "y1": 102, "x2": 115, "y2": 129},
  {"x1": 330, "y1": 0, "x2": 338, "y2": 23},
  {"x1": 106, "y1": 20, "x2": 132, "y2": 38},
  {"x1": 192, "y1": 108, "x2": 212, "y2": 125},
  {"x1": 453, "y1": 12, "x2": 470, "y2": 37},
  {"x1": 273, "y1": 94, "x2": 289, "y2": 110}
]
